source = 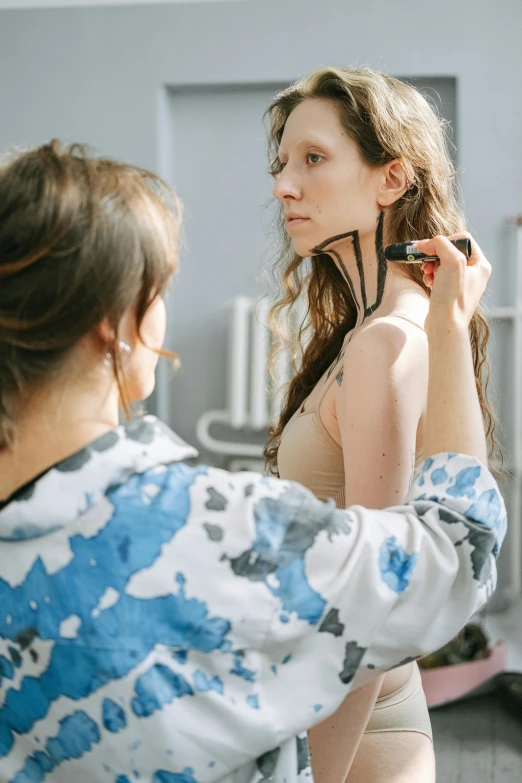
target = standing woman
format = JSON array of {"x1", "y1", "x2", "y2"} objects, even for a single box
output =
[{"x1": 264, "y1": 68, "x2": 501, "y2": 782}]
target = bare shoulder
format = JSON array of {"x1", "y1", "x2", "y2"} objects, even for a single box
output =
[
  {"x1": 328, "y1": 317, "x2": 429, "y2": 451},
  {"x1": 344, "y1": 316, "x2": 427, "y2": 370}
]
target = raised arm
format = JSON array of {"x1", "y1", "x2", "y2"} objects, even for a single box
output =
[
  {"x1": 419, "y1": 235, "x2": 489, "y2": 464},
  {"x1": 335, "y1": 318, "x2": 428, "y2": 509}
]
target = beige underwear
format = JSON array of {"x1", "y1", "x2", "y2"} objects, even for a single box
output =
[{"x1": 364, "y1": 664, "x2": 433, "y2": 741}]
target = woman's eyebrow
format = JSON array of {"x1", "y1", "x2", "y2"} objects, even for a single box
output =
[{"x1": 278, "y1": 134, "x2": 332, "y2": 158}]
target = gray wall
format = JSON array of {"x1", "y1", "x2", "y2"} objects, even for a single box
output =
[
  {"x1": 0, "y1": 0, "x2": 521, "y2": 585},
  {"x1": 1, "y1": 0, "x2": 520, "y2": 427},
  {"x1": 1, "y1": 0, "x2": 520, "y2": 428}
]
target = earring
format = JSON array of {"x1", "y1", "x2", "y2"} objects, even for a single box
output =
[
  {"x1": 118, "y1": 341, "x2": 132, "y2": 357},
  {"x1": 103, "y1": 352, "x2": 113, "y2": 368}
]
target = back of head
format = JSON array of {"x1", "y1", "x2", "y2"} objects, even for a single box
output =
[{"x1": 0, "y1": 140, "x2": 180, "y2": 449}]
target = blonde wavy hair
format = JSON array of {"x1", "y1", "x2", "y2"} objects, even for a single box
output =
[{"x1": 263, "y1": 67, "x2": 502, "y2": 477}]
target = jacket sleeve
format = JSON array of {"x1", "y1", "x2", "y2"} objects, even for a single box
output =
[
  {"x1": 174, "y1": 451, "x2": 505, "y2": 760},
  {"x1": 220, "y1": 452, "x2": 506, "y2": 744}
]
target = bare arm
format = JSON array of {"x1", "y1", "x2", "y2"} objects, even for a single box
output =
[
  {"x1": 335, "y1": 319, "x2": 428, "y2": 509},
  {"x1": 424, "y1": 324, "x2": 487, "y2": 462},
  {"x1": 420, "y1": 235, "x2": 489, "y2": 464}
]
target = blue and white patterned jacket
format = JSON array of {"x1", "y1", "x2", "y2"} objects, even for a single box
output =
[{"x1": 0, "y1": 416, "x2": 507, "y2": 783}]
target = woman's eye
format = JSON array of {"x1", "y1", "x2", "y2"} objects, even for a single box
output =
[{"x1": 307, "y1": 153, "x2": 323, "y2": 165}]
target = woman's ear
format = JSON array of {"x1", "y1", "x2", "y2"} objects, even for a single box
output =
[
  {"x1": 95, "y1": 317, "x2": 116, "y2": 348},
  {"x1": 377, "y1": 160, "x2": 409, "y2": 207}
]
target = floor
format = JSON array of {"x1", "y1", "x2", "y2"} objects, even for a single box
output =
[
  {"x1": 431, "y1": 693, "x2": 521, "y2": 782},
  {"x1": 430, "y1": 599, "x2": 522, "y2": 782}
]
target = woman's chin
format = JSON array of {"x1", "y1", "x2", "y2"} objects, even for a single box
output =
[{"x1": 290, "y1": 237, "x2": 313, "y2": 258}]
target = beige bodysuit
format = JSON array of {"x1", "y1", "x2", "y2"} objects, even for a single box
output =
[{"x1": 277, "y1": 315, "x2": 433, "y2": 740}]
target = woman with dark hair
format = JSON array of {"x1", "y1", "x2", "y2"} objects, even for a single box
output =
[
  {"x1": 265, "y1": 67, "x2": 503, "y2": 782},
  {"x1": 0, "y1": 140, "x2": 504, "y2": 783}
]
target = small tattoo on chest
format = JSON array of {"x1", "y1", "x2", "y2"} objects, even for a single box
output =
[{"x1": 326, "y1": 348, "x2": 345, "y2": 381}]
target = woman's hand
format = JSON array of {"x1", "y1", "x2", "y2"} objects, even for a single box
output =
[{"x1": 417, "y1": 233, "x2": 491, "y2": 329}]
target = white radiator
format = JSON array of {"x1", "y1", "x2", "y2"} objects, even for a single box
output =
[{"x1": 196, "y1": 297, "x2": 295, "y2": 458}]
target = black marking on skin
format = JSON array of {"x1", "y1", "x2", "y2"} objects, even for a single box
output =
[
  {"x1": 311, "y1": 212, "x2": 388, "y2": 383},
  {"x1": 352, "y1": 230, "x2": 367, "y2": 313},
  {"x1": 256, "y1": 747, "x2": 281, "y2": 780},
  {"x1": 205, "y1": 487, "x2": 228, "y2": 512},
  {"x1": 335, "y1": 369, "x2": 344, "y2": 387},
  {"x1": 15, "y1": 627, "x2": 38, "y2": 650},
  {"x1": 338, "y1": 640, "x2": 367, "y2": 684},
  {"x1": 330, "y1": 248, "x2": 360, "y2": 316},
  {"x1": 312, "y1": 232, "x2": 362, "y2": 321},
  {"x1": 318, "y1": 236, "x2": 368, "y2": 320},
  {"x1": 319, "y1": 608, "x2": 345, "y2": 637},
  {"x1": 203, "y1": 523, "x2": 224, "y2": 542},
  {"x1": 296, "y1": 733, "x2": 311, "y2": 773},
  {"x1": 368, "y1": 211, "x2": 387, "y2": 315}
]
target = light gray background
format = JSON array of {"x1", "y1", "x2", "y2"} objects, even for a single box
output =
[{"x1": 0, "y1": 0, "x2": 520, "y2": 588}]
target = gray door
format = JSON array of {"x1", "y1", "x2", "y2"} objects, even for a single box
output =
[{"x1": 157, "y1": 83, "x2": 287, "y2": 459}]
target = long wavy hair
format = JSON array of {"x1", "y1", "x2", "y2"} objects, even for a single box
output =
[{"x1": 263, "y1": 67, "x2": 502, "y2": 477}]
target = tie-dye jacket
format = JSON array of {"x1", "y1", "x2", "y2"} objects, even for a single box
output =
[{"x1": 0, "y1": 416, "x2": 506, "y2": 783}]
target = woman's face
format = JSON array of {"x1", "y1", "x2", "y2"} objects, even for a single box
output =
[{"x1": 273, "y1": 98, "x2": 383, "y2": 257}]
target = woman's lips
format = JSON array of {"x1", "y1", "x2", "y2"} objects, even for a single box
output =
[{"x1": 285, "y1": 217, "x2": 310, "y2": 229}]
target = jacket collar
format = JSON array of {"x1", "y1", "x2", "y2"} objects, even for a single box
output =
[{"x1": 0, "y1": 416, "x2": 197, "y2": 541}]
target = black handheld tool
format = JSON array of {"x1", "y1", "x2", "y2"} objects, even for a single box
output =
[{"x1": 384, "y1": 237, "x2": 472, "y2": 263}]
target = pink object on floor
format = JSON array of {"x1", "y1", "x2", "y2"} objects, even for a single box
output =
[{"x1": 420, "y1": 641, "x2": 507, "y2": 708}]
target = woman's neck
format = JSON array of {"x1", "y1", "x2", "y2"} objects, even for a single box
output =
[
  {"x1": 0, "y1": 378, "x2": 120, "y2": 501},
  {"x1": 312, "y1": 211, "x2": 430, "y2": 328}
]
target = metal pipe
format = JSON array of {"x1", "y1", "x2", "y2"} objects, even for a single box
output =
[{"x1": 196, "y1": 409, "x2": 264, "y2": 458}]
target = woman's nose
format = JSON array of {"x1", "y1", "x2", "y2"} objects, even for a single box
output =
[{"x1": 272, "y1": 167, "x2": 301, "y2": 202}]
